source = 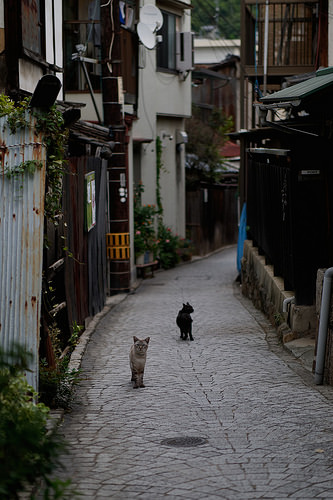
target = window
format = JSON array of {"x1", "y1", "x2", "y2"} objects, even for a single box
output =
[
  {"x1": 22, "y1": 0, "x2": 44, "y2": 59},
  {"x1": 156, "y1": 10, "x2": 177, "y2": 71},
  {"x1": 64, "y1": 0, "x2": 101, "y2": 92}
]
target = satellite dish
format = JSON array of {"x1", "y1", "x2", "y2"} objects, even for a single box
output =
[
  {"x1": 140, "y1": 4, "x2": 163, "y2": 32},
  {"x1": 137, "y1": 21, "x2": 156, "y2": 49}
]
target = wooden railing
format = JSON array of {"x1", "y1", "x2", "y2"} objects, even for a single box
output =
[{"x1": 242, "y1": 0, "x2": 323, "y2": 78}]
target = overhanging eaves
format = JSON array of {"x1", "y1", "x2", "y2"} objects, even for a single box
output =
[{"x1": 260, "y1": 67, "x2": 333, "y2": 105}]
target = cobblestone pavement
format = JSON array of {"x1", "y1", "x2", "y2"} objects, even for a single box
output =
[{"x1": 57, "y1": 247, "x2": 333, "y2": 499}]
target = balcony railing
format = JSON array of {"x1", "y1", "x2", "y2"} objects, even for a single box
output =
[
  {"x1": 242, "y1": 0, "x2": 324, "y2": 78},
  {"x1": 64, "y1": 21, "x2": 101, "y2": 92},
  {"x1": 64, "y1": 20, "x2": 138, "y2": 108}
]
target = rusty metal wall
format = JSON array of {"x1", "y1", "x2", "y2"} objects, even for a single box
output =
[
  {"x1": 63, "y1": 156, "x2": 107, "y2": 327},
  {"x1": 0, "y1": 112, "x2": 46, "y2": 390}
]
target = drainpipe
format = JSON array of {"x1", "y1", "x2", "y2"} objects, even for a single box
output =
[
  {"x1": 263, "y1": 0, "x2": 269, "y2": 96},
  {"x1": 283, "y1": 296, "x2": 294, "y2": 313},
  {"x1": 314, "y1": 267, "x2": 333, "y2": 385}
]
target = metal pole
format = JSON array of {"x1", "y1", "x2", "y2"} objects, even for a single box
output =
[
  {"x1": 263, "y1": 0, "x2": 269, "y2": 96},
  {"x1": 80, "y1": 59, "x2": 102, "y2": 124}
]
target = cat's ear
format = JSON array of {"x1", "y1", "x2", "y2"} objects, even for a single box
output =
[
  {"x1": 183, "y1": 303, "x2": 186, "y2": 307},
  {"x1": 133, "y1": 336, "x2": 139, "y2": 343},
  {"x1": 145, "y1": 337, "x2": 150, "y2": 344}
]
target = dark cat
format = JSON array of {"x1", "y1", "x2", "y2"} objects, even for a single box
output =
[
  {"x1": 129, "y1": 336, "x2": 150, "y2": 388},
  {"x1": 176, "y1": 302, "x2": 194, "y2": 341}
]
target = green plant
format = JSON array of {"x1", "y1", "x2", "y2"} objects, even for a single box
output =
[
  {"x1": 39, "y1": 324, "x2": 81, "y2": 410},
  {"x1": 185, "y1": 105, "x2": 234, "y2": 185},
  {"x1": 134, "y1": 183, "x2": 157, "y2": 258},
  {"x1": 69, "y1": 321, "x2": 84, "y2": 348},
  {"x1": 0, "y1": 344, "x2": 78, "y2": 499},
  {"x1": 34, "y1": 105, "x2": 68, "y2": 223},
  {"x1": 179, "y1": 237, "x2": 193, "y2": 249},
  {"x1": 156, "y1": 136, "x2": 164, "y2": 215},
  {"x1": 274, "y1": 312, "x2": 283, "y2": 327},
  {"x1": 39, "y1": 358, "x2": 80, "y2": 410},
  {"x1": 4, "y1": 159, "x2": 43, "y2": 179},
  {"x1": 156, "y1": 222, "x2": 180, "y2": 269},
  {"x1": 177, "y1": 237, "x2": 194, "y2": 261},
  {"x1": 154, "y1": 137, "x2": 182, "y2": 268}
]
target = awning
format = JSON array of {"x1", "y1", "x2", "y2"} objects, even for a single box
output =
[{"x1": 260, "y1": 67, "x2": 333, "y2": 104}]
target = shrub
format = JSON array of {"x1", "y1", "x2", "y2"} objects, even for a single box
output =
[
  {"x1": 156, "y1": 223, "x2": 180, "y2": 269},
  {"x1": 39, "y1": 324, "x2": 81, "y2": 410},
  {"x1": 134, "y1": 183, "x2": 157, "y2": 258},
  {"x1": 0, "y1": 344, "x2": 76, "y2": 499}
]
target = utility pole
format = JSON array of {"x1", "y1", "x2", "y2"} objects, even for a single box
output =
[{"x1": 101, "y1": 0, "x2": 131, "y2": 292}]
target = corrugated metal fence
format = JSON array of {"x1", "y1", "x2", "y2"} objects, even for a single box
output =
[{"x1": 0, "y1": 112, "x2": 46, "y2": 389}]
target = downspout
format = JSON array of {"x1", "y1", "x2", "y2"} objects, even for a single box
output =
[
  {"x1": 283, "y1": 296, "x2": 294, "y2": 312},
  {"x1": 263, "y1": 0, "x2": 269, "y2": 96},
  {"x1": 314, "y1": 267, "x2": 333, "y2": 385}
]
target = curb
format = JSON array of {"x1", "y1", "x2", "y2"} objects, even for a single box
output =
[
  {"x1": 68, "y1": 293, "x2": 128, "y2": 374},
  {"x1": 49, "y1": 293, "x2": 128, "y2": 424}
]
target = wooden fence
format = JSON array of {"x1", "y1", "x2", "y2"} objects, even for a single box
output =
[{"x1": 186, "y1": 183, "x2": 239, "y2": 256}]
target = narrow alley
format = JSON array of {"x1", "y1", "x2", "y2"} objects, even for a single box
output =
[{"x1": 56, "y1": 247, "x2": 333, "y2": 499}]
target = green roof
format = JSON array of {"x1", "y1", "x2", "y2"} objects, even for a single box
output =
[{"x1": 260, "y1": 67, "x2": 333, "y2": 104}]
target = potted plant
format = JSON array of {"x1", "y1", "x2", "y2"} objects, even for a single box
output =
[
  {"x1": 156, "y1": 223, "x2": 181, "y2": 269},
  {"x1": 177, "y1": 237, "x2": 194, "y2": 261}
]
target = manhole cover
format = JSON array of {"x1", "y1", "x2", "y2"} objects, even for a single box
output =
[{"x1": 161, "y1": 436, "x2": 207, "y2": 447}]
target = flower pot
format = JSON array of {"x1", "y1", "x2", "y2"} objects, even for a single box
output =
[
  {"x1": 177, "y1": 248, "x2": 192, "y2": 261},
  {"x1": 144, "y1": 251, "x2": 153, "y2": 264},
  {"x1": 136, "y1": 254, "x2": 145, "y2": 265}
]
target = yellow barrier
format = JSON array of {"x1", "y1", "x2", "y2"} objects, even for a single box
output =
[{"x1": 106, "y1": 233, "x2": 130, "y2": 260}]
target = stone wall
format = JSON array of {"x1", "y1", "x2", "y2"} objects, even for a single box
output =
[{"x1": 241, "y1": 240, "x2": 316, "y2": 341}]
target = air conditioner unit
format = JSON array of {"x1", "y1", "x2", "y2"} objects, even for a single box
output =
[{"x1": 176, "y1": 32, "x2": 194, "y2": 73}]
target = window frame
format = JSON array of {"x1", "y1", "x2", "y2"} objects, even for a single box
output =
[{"x1": 156, "y1": 9, "x2": 179, "y2": 73}]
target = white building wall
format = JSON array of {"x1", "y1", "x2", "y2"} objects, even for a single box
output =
[
  {"x1": 19, "y1": 1, "x2": 63, "y2": 98},
  {"x1": 45, "y1": 0, "x2": 64, "y2": 95},
  {"x1": 133, "y1": 0, "x2": 191, "y2": 237},
  {"x1": 0, "y1": 0, "x2": 3, "y2": 29},
  {"x1": 19, "y1": 59, "x2": 43, "y2": 94},
  {"x1": 157, "y1": 117, "x2": 186, "y2": 236},
  {"x1": 194, "y1": 38, "x2": 240, "y2": 65}
]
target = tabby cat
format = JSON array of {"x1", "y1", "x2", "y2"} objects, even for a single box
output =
[{"x1": 129, "y1": 336, "x2": 150, "y2": 389}]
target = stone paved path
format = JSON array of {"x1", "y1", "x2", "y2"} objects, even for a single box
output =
[{"x1": 57, "y1": 247, "x2": 333, "y2": 499}]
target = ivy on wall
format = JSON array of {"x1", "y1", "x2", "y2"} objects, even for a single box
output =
[
  {"x1": 155, "y1": 135, "x2": 163, "y2": 216},
  {"x1": 0, "y1": 94, "x2": 68, "y2": 223}
]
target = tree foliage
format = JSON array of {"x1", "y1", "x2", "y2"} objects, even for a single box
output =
[
  {"x1": 185, "y1": 106, "x2": 234, "y2": 185},
  {"x1": 191, "y1": 0, "x2": 240, "y2": 39}
]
